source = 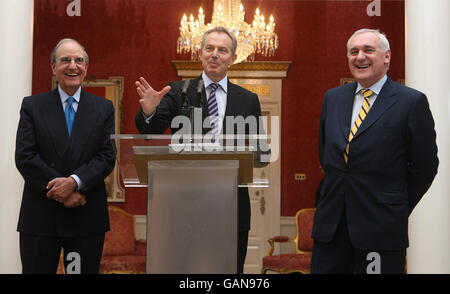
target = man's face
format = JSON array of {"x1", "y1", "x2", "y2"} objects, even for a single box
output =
[
  {"x1": 347, "y1": 32, "x2": 391, "y2": 88},
  {"x1": 199, "y1": 31, "x2": 237, "y2": 82},
  {"x1": 51, "y1": 41, "x2": 88, "y2": 96}
]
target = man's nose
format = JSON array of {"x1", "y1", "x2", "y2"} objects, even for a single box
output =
[
  {"x1": 356, "y1": 50, "x2": 366, "y2": 60},
  {"x1": 68, "y1": 59, "x2": 78, "y2": 68}
]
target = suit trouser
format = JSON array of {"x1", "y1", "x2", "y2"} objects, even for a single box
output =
[
  {"x1": 310, "y1": 208, "x2": 406, "y2": 274},
  {"x1": 20, "y1": 233, "x2": 105, "y2": 274},
  {"x1": 237, "y1": 230, "x2": 249, "y2": 274}
]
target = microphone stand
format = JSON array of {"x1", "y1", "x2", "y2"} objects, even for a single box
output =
[
  {"x1": 191, "y1": 79, "x2": 204, "y2": 143},
  {"x1": 180, "y1": 79, "x2": 190, "y2": 117},
  {"x1": 179, "y1": 80, "x2": 191, "y2": 144}
]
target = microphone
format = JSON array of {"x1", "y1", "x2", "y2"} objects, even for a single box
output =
[
  {"x1": 196, "y1": 79, "x2": 204, "y2": 107},
  {"x1": 180, "y1": 79, "x2": 190, "y2": 111}
]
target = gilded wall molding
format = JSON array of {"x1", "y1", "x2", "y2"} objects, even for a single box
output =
[
  {"x1": 173, "y1": 60, "x2": 291, "y2": 72},
  {"x1": 173, "y1": 61, "x2": 291, "y2": 79}
]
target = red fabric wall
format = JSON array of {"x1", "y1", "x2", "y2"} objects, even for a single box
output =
[{"x1": 32, "y1": 0, "x2": 404, "y2": 216}]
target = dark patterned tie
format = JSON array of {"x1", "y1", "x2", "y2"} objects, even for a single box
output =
[
  {"x1": 344, "y1": 89, "x2": 374, "y2": 163},
  {"x1": 207, "y1": 83, "x2": 219, "y2": 135}
]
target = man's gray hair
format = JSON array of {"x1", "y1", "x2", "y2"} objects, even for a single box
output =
[
  {"x1": 347, "y1": 28, "x2": 390, "y2": 53},
  {"x1": 50, "y1": 38, "x2": 89, "y2": 63},
  {"x1": 201, "y1": 26, "x2": 237, "y2": 56}
]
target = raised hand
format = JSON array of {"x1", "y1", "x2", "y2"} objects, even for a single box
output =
[{"x1": 135, "y1": 77, "x2": 171, "y2": 116}]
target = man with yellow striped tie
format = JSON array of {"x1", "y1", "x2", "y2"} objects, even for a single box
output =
[{"x1": 311, "y1": 29, "x2": 438, "y2": 274}]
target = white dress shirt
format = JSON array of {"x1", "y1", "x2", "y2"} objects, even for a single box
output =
[
  {"x1": 350, "y1": 75, "x2": 387, "y2": 127},
  {"x1": 58, "y1": 85, "x2": 81, "y2": 112},
  {"x1": 57, "y1": 85, "x2": 83, "y2": 190},
  {"x1": 202, "y1": 72, "x2": 228, "y2": 135}
]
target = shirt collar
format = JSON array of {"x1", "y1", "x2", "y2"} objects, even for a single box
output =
[
  {"x1": 58, "y1": 85, "x2": 81, "y2": 104},
  {"x1": 202, "y1": 72, "x2": 228, "y2": 93},
  {"x1": 355, "y1": 74, "x2": 387, "y2": 95}
]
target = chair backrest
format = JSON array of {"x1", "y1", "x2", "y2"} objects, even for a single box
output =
[
  {"x1": 103, "y1": 206, "x2": 136, "y2": 256},
  {"x1": 295, "y1": 208, "x2": 315, "y2": 253}
]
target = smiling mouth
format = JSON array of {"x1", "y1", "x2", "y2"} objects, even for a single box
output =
[
  {"x1": 356, "y1": 64, "x2": 370, "y2": 69},
  {"x1": 65, "y1": 73, "x2": 80, "y2": 77}
]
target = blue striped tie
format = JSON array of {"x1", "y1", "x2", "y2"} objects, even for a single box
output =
[
  {"x1": 65, "y1": 96, "x2": 76, "y2": 138},
  {"x1": 208, "y1": 83, "x2": 219, "y2": 135}
]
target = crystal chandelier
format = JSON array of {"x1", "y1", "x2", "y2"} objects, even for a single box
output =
[{"x1": 177, "y1": 0, "x2": 279, "y2": 64}]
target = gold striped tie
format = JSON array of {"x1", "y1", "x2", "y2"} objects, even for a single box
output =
[{"x1": 344, "y1": 89, "x2": 374, "y2": 163}]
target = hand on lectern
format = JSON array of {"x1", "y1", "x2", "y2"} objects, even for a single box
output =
[{"x1": 135, "y1": 77, "x2": 171, "y2": 116}]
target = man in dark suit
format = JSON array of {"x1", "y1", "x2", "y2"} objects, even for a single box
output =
[
  {"x1": 15, "y1": 39, "x2": 116, "y2": 274},
  {"x1": 311, "y1": 29, "x2": 439, "y2": 274},
  {"x1": 135, "y1": 27, "x2": 265, "y2": 274}
]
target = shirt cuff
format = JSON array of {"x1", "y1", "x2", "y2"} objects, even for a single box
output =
[
  {"x1": 70, "y1": 174, "x2": 83, "y2": 191},
  {"x1": 141, "y1": 109, "x2": 155, "y2": 124}
]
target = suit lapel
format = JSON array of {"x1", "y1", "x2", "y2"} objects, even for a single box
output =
[
  {"x1": 69, "y1": 89, "x2": 99, "y2": 161},
  {"x1": 340, "y1": 83, "x2": 358, "y2": 141},
  {"x1": 224, "y1": 80, "x2": 239, "y2": 117},
  {"x1": 223, "y1": 80, "x2": 242, "y2": 134},
  {"x1": 42, "y1": 89, "x2": 70, "y2": 159},
  {"x1": 353, "y1": 77, "x2": 398, "y2": 138}
]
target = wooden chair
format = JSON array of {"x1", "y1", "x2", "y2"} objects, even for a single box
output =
[
  {"x1": 261, "y1": 208, "x2": 315, "y2": 274},
  {"x1": 100, "y1": 206, "x2": 146, "y2": 273}
]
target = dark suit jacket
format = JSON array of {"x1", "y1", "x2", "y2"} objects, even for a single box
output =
[
  {"x1": 15, "y1": 88, "x2": 116, "y2": 237},
  {"x1": 313, "y1": 77, "x2": 438, "y2": 250},
  {"x1": 135, "y1": 76, "x2": 263, "y2": 231}
]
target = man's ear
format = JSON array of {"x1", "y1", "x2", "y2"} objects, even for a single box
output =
[
  {"x1": 384, "y1": 50, "x2": 391, "y2": 65},
  {"x1": 231, "y1": 53, "x2": 237, "y2": 65},
  {"x1": 51, "y1": 62, "x2": 56, "y2": 75}
]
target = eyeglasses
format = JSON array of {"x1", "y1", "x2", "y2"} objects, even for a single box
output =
[{"x1": 59, "y1": 57, "x2": 86, "y2": 64}]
